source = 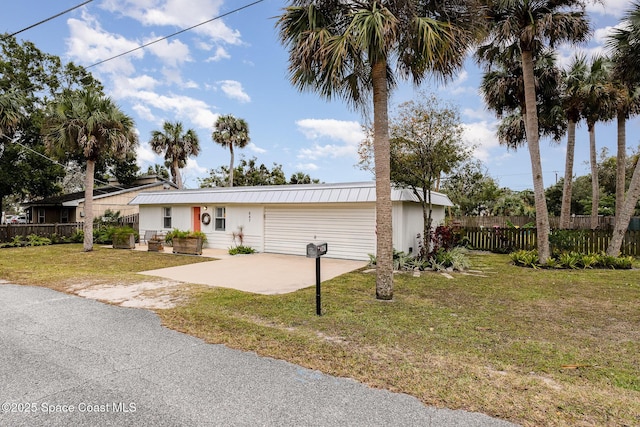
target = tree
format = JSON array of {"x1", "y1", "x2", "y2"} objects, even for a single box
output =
[
  {"x1": 146, "y1": 164, "x2": 171, "y2": 181},
  {"x1": 198, "y1": 157, "x2": 317, "y2": 187},
  {"x1": 211, "y1": 114, "x2": 250, "y2": 187},
  {"x1": 479, "y1": 0, "x2": 590, "y2": 263},
  {"x1": 44, "y1": 90, "x2": 138, "y2": 251},
  {"x1": 581, "y1": 56, "x2": 617, "y2": 229},
  {"x1": 0, "y1": 35, "x2": 102, "y2": 217},
  {"x1": 441, "y1": 159, "x2": 502, "y2": 216},
  {"x1": 360, "y1": 93, "x2": 471, "y2": 255},
  {"x1": 150, "y1": 121, "x2": 200, "y2": 189},
  {"x1": 607, "y1": 1, "x2": 640, "y2": 255},
  {"x1": 559, "y1": 55, "x2": 588, "y2": 228},
  {"x1": 277, "y1": 0, "x2": 485, "y2": 300},
  {"x1": 289, "y1": 171, "x2": 320, "y2": 184}
]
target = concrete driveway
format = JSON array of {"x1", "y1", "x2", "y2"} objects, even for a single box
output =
[{"x1": 139, "y1": 250, "x2": 368, "y2": 295}]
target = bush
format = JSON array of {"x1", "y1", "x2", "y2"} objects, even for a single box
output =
[
  {"x1": 368, "y1": 247, "x2": 470, "y2": 272},
  {"x1": 228, "y1": 245, "x2": 255, "y2": 255},
  {"x1": 511, "y1": 250, "x2": 634, "y2": 270},
  {"x1": 164, "y1": 229, "x2": 207, "y2": 245}
]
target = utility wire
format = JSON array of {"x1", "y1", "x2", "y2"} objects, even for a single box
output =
[
  {"x1": 86, "y1": 0, "x2": 264, "y2": 69},
  {"x1": 2, "y1": 1, "x2": 93, "y2": 41},
  {"x1": 5, "y1": 135, "x2": 129, "y2": 194}
]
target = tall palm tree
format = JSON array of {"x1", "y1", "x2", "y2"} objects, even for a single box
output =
[
  {"x1": 44, "y1": 89, "x2": 138, "y2": 251},
  {"x1": 559, "y1": 56, "x2": 588, "y2": 228},
  {"x1": 212, "y1": 114, "x2": 250, "y2": 187},
  {"x1": 277, "y1": 0, "x2": 485, "y2": 300},
  {"x1": 581, "y1": 56, "x2": 617, "y2": 229},
  {"x1": 479, "y1": 0, "x2": 590, "y2": 263},
  {"x1": 607, "y1": 1, "x2": 640, "y2": 256},
  {"x1": 479, "y1": 48, "x2": 566, "y2": 149},
  {"x1": 0, "y1": 91, "x2": 24, "y2": 138},
  {"x1": 150, "y1": 121, "x2": 200, "y2": 189}
]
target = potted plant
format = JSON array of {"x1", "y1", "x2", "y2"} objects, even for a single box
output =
[
  {"x1": 112, "y1": 226, "x2": 138, "y2": 249},
  {"x1": 147, "y1": 234, "x2": 165, "y2": 252},
  {"x1": 165, "y1": 229, "x2": 207, "y2": 255}
]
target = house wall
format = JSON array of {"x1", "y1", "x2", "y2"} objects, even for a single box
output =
[
  {"x1": 79, "y1": 184, "x2": 170, "y2": 219},
  {"x1": 138, "y1": 200, "x2": 448, "y2": 259}
]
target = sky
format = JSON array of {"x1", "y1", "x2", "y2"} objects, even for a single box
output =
[{"x1": 2, "y1": 0, "x2": 639, "y2": 190}]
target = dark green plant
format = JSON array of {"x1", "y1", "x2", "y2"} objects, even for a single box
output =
[
  {"x1": 26, "y1": 234, "x2": 51, "y2": 246},
  {"x1": 164, "y1": 229, "x2": 207, "y2": 245},
  {"x1": 228, "y1": 245, "x2": 256, "y2": 255},
  {"x1": 549, "y1": 229, "x2": 586, "y2": 254}
]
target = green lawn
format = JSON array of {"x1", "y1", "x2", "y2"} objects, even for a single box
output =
[{"x1": 1, "y1": 245, "x2": 638, "y2": 426}]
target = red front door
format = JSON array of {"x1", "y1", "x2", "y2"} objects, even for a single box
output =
[{"x1": 193, "y1": 207, "x2": 201, "y2": 232}]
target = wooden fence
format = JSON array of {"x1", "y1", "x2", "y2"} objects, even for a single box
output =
[
  {"x1": 0, "y1": 223, "x2": 83, "y2": 242},
  {"x1": 462, "y1": 227, "x2": 640, "y2": 256},
  {"x1": 452, "y1": 215, "x2": 624, "y2": 230}
]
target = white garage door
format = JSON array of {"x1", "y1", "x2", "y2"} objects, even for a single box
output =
[{"x1": 264, "y1": 205, "x2": 375, "y2": 261}]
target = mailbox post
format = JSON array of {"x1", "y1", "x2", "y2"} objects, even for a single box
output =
[{"x1": 306, "y1": 242, "x2": 328, "y2": 316}]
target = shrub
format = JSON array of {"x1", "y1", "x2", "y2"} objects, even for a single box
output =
[
  {"x1": 511, "y1": 250, "x2": 635, "y2": 270},
  {"x1": 228, "y1": 245, "x2": 255, "y2": 255},
  {"x1": 164, "y1": 229, "x2": 207, "y2": 245}
]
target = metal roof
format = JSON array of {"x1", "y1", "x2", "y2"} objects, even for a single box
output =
[{"x1": 129, "y1": 182, "x2": 454, "y2": 207}]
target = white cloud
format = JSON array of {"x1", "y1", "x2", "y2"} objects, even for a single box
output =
[
  {"x1": 120, "y1": 90, "x2": 218, "y2": 129},
  {"x1": 218, "y1": 80, "x2": 250, "y2": 103},
  {"x1": 296, "y1": 162, "x2": 319, "y2": 171},
  {"x1": 206, "y1": 46, "x2": 231, "y2": 62},
  {"x1": 136, "y1": 142, "x2": 158, "y2": 165},
  {"x1": 144, "y1": 36, "x2": 191, "y2": 67},
  {"x1": 247, "y1": 142, "x2": 266, "y2": 154},
  {"x1": 587, "y1": 0, "x2": 631, "y2": 18},
  {"x1": 100, "y1": 0, "x2": 242, "y2": 45},
  {"x1": 296, "y1": 119, "x2": 364, "y2": 160},
  {"x1": 66, "y1": 12, "x2": 143, "y2": 75},
  {"x1": 462, "y1": 121, "x2": 501, "y2": 163},
  {"x1": 132, "y1": 104, "x2": 156, "y2": 121}
]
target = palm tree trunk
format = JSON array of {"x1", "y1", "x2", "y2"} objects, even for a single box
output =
[
  {"x1": 83, "y1": 159, "x2": 95, "y2": 252},
  {"x1": 521, "y1": 50, "x2": 551, "y2": 263},
  {"x1": 173, "y1": 159, "x2": 183, "y2": 189},
  {"x1": 560, "y1": 119, "x2": 576, "y2": 229},
  {"x1": 229, "y1": 144, "x2": 235, "y2": 187},
  {"x1": 372, "y1": 60, "x2": 393, "y2": 300},
  {"x1": 615, "y1": 111, "x2": 626, "y2": 226},
  {"x1": 588, "y1": 122, "x2": 599, "y2": 229},
  {"x1": 607, "y1": 159, "x2": 640, "y2": 256}
]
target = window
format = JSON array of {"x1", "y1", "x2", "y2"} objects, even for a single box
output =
[
  {"x1": 38, "y1": 209, "x2": 46, "y2": 224},
  {"x1": 60, "y1": 209, "x2": 69, "y2": 224},
  {"x1": 163, "y1": 207, "x2": 172, "y2": 229},
  {"x1": 215, "y1": 207, "x2": 225, "y2": 231}
]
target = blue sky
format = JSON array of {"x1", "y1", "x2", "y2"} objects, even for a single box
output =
[{"x1": 3, "y1": 0, "x2": 638, "y2": 190}]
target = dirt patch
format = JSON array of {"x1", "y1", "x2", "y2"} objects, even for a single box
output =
[{"x1": 70, "y1": 280, "x2": 196, "y2": 309}]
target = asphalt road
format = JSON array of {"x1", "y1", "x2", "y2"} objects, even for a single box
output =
[{"x1": 0, "y1": 284, "x2": 518, "y2": 426}]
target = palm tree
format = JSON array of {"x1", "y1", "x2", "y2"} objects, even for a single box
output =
[
  {"x1": 44, "y1": 89, "x2": 138, "y2": 251},
  {"x1": 479, "y1": 0, "x2": 590, "y2": 263},
  {"x1": 581, "y1": 56, "x2": 617, "y2": 229},
  {"x1": 559, "y1": 56, "x2": 588, "y2": 228},
  {"x1": 479, "y1": 48, "x2": 566, "y2": 149},
  {"x1": 277, "y1": 0, "x2": 485, "y2": 300},
  {"x1": 0, "y1": 91, "x2": 24, "y2": 138},
  {"x1": 212, "y1": 114, "x2": 250, "y2": 187},
  {"x1": 150, "y1": 121, "x2": 200, "y2": 189},
  {"x1": 607, "y1": 1, "x2": 640, "y2": 256}
]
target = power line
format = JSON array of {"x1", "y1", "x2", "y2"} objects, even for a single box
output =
[
  {"x1": 2, "y1": 1, "x2": 93, "y2": 41},
  {"x1": 86, "y1": 0, "x2": 265, "y2": 69}
]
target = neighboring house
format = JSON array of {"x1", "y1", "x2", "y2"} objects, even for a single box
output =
[
  {"x1": 24, "y1": 175, "x2": 176, "y2": 224},
  {"x1": 129, "y1": 181, "x2": 454, "y2": 261}
]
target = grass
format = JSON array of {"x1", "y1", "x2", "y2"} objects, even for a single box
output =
[{"x1": 1, "y1": 246, "x2": 639, "y2": 426}]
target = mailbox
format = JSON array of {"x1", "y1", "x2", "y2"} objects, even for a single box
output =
[{"x1": 306, "y1": 242, "x2": 328, "y2": 258}]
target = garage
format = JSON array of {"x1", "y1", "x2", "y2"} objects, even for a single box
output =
[{"x1": 264, "y1": 204, "x2": 375, "y2": 261}]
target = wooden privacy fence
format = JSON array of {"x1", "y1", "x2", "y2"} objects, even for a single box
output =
[
  {"x1": 0, "y1": 223, "x2": 82, "y2": 242},
  {"x1": 453, "y1": 216, "x2": 623, "y2": 230},
  {"x1": 463, "y1": 227, "x2": 640, "y2": 256}
]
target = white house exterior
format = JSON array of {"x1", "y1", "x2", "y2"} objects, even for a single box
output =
[{"x1": 129, "y1": 182, "x2": 453, "y2": 261}]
